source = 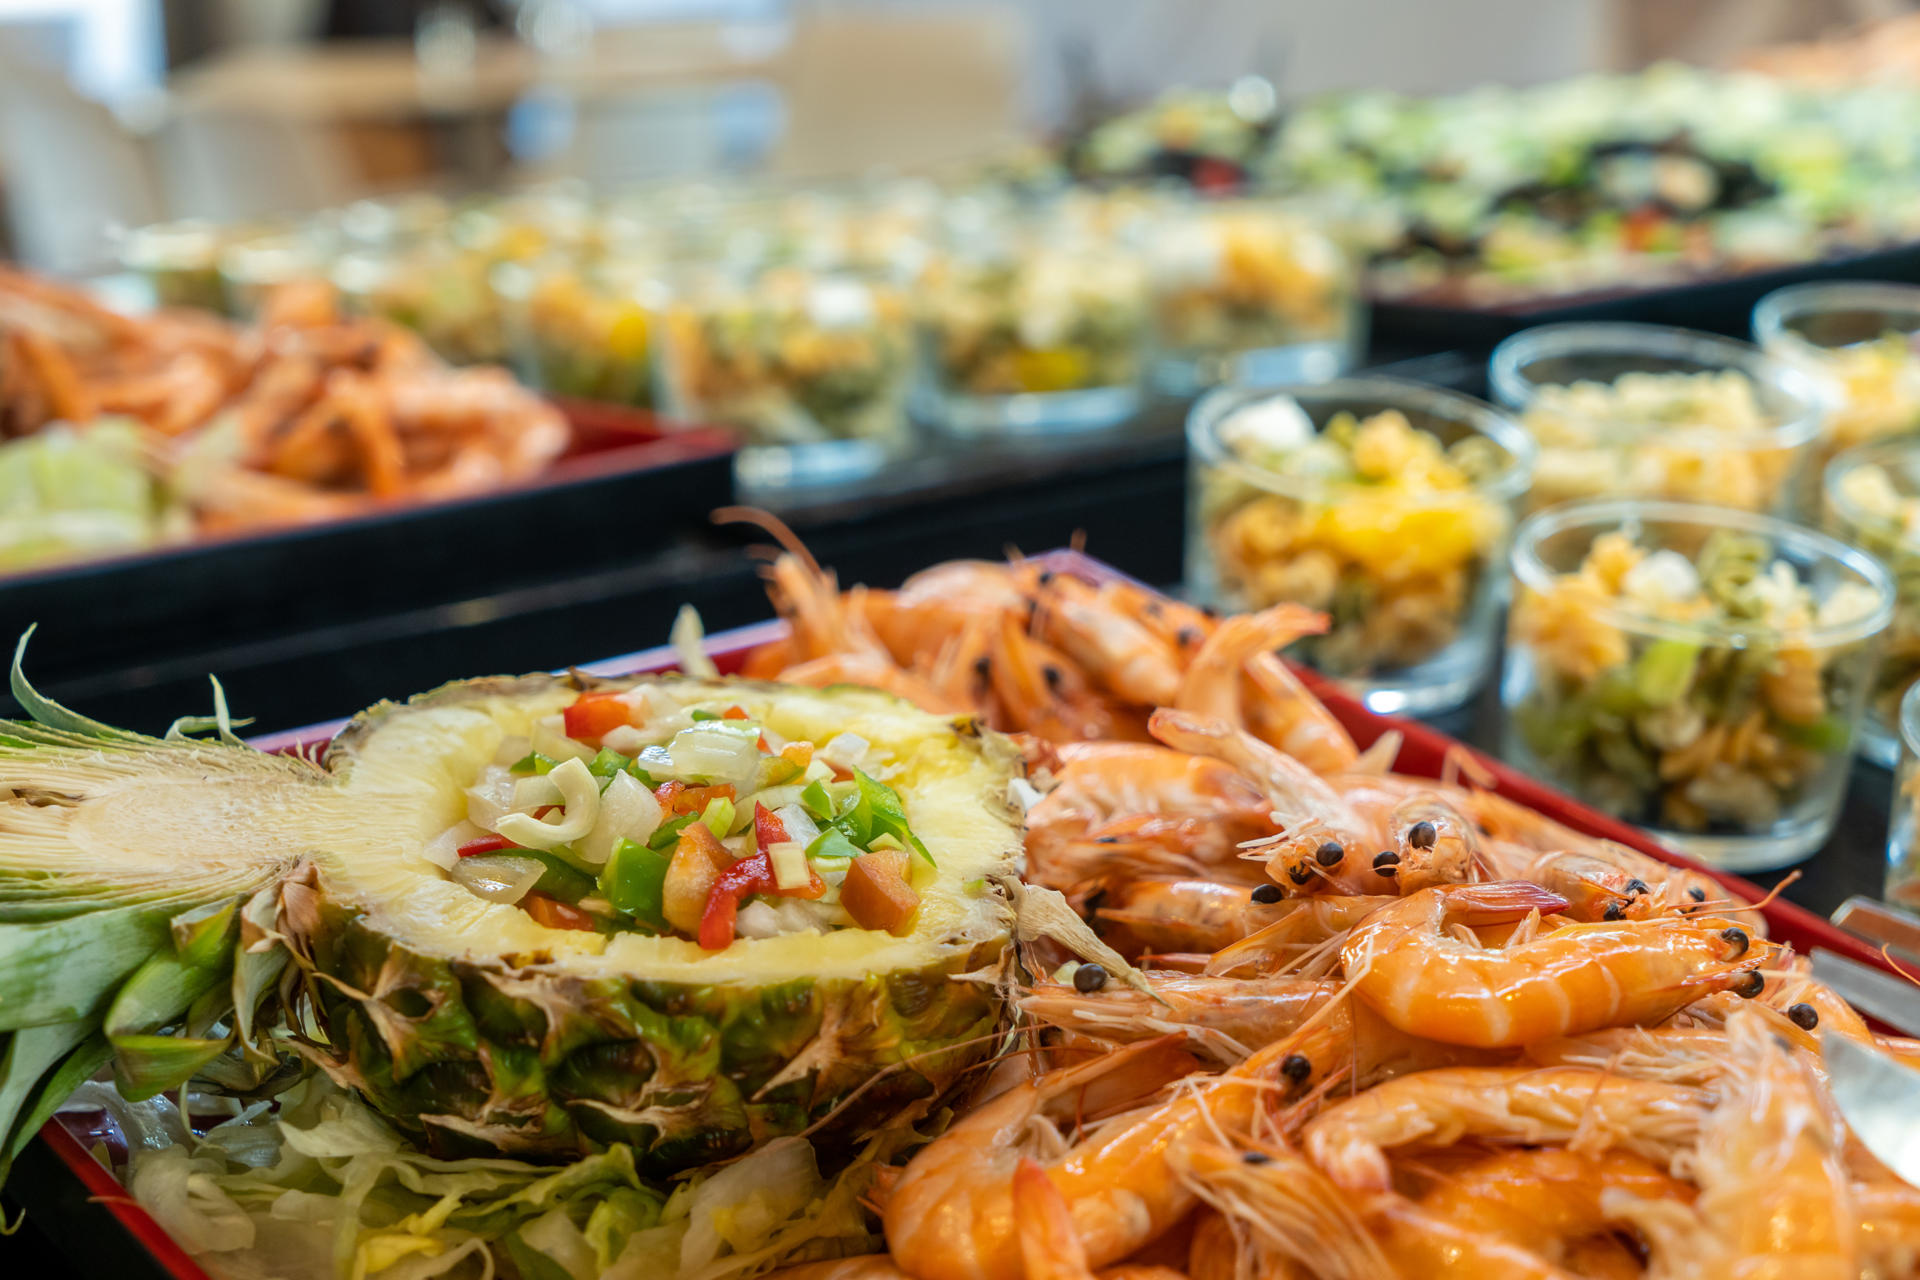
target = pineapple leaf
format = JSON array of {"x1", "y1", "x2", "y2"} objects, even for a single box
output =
[
  {"x1": 164, "y1": 676, "x2": 253, "y2": 746},
  {"x1": 0, "y1": 1032, "x2": 110, "y2": 1175},
  {"x1": 9, "y1": 627, "x2": 146, "y2": 743},
  {"x1": 0, "y1": 1021, "x2": 90, "y2": 1157},
  {"x1": 0, "y1": 902, "x2": 181, "y2": 1031},
  {"x1": 106, "y1": 899, "x2": 242, "y2": 1100}
]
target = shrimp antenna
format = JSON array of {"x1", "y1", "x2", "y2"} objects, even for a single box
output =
[
  {"x1": 712, "y1": 505, "x2": 824, "y2": 578},
  {"x1": 1883, "y1": 943, "x2": 1920, "y2": 988}
]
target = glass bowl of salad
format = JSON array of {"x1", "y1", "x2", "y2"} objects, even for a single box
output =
[
  {"x1": 1489, "y1": 322, "x2": 1822, "y2": 516},
  {"x1": 1824, "y1": 439, "x2": 1920, "y2": 766},
  {"x1": 332, "y1": 237, "x2": 509, "y2": 366},
  {"x1": 911, "y1": 222, "x2": 1149, "y2": 436},
  {"x1": 1503, "y1": 498, "x2": 1893, "y2": 871},
  {"x1": 1187, "y1": 378, "x2": 1535, "y2": 715},
  {"x1": 119, "y1": 219, "x2": 234, "y2": 313},
  {"x1": 1143, "y1": 195, "x2": 1364, "y2": 394},
  {"x1": 218, "y1": 226, "x2": 333, "y2": 322},
  {"x1": 1886, "y1": 681, "x2": 1920, "y2": 910},
  {"x1": 1754, "y1": 281, "x2": 1920, "y2": 512},
  {"x1": 657, "y1": 261, "x2": 914, "y2": 488},
  {"x1": 497, "y1": 255, "x2": 663, "y2": 410}
]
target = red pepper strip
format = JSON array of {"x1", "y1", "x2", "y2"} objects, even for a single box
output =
[
  {"x1": 697, "y1": 850, "x2": 827, "y2": 950},
  {"x1": 532, "y1": 805, "x2": 559, "y2": 819},
  {"x1": 457, "y1": 834, "x2": 516, "y2": 857},
  {"x1": 563, "y1": 691, "x2": 633, "y2": 748},
  {"x1": 722, "y1": 705, "x2": 750, "y2": 720},
  {"x1": 654, "y1": 781, "x2": 735, "y2": 816},
  {"x1": 754, "y1": 802, "x2": 789, "y2": 853},
  {"x1": 524, "y1": 891, "x2": 597, "y2": 932}
]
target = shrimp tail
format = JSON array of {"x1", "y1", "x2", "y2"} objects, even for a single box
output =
[{"x1": 1433, "y1": 880, "x2": 1571, "y2": 925}]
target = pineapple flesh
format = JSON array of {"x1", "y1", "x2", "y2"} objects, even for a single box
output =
[{"x1": 0, "y1": 667, "x2": 1024, "y2": 1175}]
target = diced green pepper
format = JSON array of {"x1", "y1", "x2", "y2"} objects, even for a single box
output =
[
  {"x1": 600, "y1": 838, "x2": 671, "y2": 929},
  {"x1": 510, "y1": 752, "x2": 560, "y2": 775},
  {"x1": 853, "y1": 769, "x2": 933, "y2": 866},
  {"x1": 799, "y1": 779, "x2": 836, "y2": 823},
  {"x1": 1778, "y1": 713, "x2": 1852, "y2": 754},
  {"x1": 589, "y1": 747, "x2": 634, "y2": 781},
  {"x1": 1633, "y1": 640, "x2": 1700, "y2": 707},
  {"x1": 646, "y1": 812, "x2": 696, "y2": 851},
  {"x1": 1589, "y1": 666, "x2": 1642, "y2": 717},
  {"x1": 520, "y1": 850, "x2": 597, "y2": 903},
  {"x1": 689, "y1": 709, "x2": 720, "y2": 722},
  {"x1": 700, "y1": 796, "x2": 735, "y2": 840},
  {"x1": 806, "y1": 827, "x2": 863, "y2": 863}
]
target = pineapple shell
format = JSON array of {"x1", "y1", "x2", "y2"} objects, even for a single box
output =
[{"x1": 0, "y1": 662, "x2": 1025, "y2": 1176}]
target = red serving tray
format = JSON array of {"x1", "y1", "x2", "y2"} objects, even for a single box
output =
[{"x1": 29, "y1": 551, "x2": 1897, "y2": 1280}]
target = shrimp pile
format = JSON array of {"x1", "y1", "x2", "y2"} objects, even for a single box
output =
[
  {"x1": 0, "y1": 269, "x2": 567, "y2": 534},
  {"x1": 734, "y1": 546, "x2": 1920, "y2": 1280}
]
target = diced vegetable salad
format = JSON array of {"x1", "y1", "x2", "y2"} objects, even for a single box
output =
[{"x1": 428, "y1": 691, "x2": 930, "y2": 948}]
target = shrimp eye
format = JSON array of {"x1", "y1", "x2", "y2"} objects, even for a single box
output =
[
  {"x1": 1625, "y1": 878, "x2": 1650, "y2": 896},
  {"x1": 1037, "y1": 570, "x2": 1054, "y2": 586},
  {"x1": 1176, "y1": 626, "x2": 1201, "y2": 648},
  {"x1": 1241, "y1": 1150, "x2": 1272, "y2": 1165},
  {"x1": 973, "y1": 655, "x2": 991, "y2": 680},
  {"x1": 1250, "y1": 884, "x2": 1283, "y2": 905},
  {"x1": 1198, "y1": 604, "x2": 1219, "y2": 619},
  {"x1": 1288, "y1": 863, "x2": 1315, "y2": 885},
  {"x1": 1720, "y1": 927, "x2": 1749, "y2": 957},
  {"x1": 1688, "y1": 887, "x2": 1707, "y2": 902},
  {"x1": 1731, "y1": 971, "x2": 1765, "y2": 999},
  {"x1": 1786, "y1": 1002, "x2": 1819, "y2": 1030},
  {"x1": 1603, "y1": 899, "x2": 1626, "y2": 921},
  {"x1": 1072, "y1": 963, "x2": 1108, "y2": 993},
  {"x1": 1406, "y1": 821, "x2": 1437, "y2": 850},
  {"x1": 1314, "y1": 841, "x2": 1344, "y2": 867},
  {"x1": 1372, "y1": 850, "x2": 1400, "y2": 869},
  {"x1": 1280, "y1": 1053, "x2": 1312, "y2": 1083},
  {"x1": 1042, "y1": 665, "x2": 1065, "y2": 691}
]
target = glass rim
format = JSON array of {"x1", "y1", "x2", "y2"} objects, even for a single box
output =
[
  {"x1": 1487, "y1": 321, "x2": 1824, "y2": 453},
  {"x1": 1901, "y1": 676, "x2": 1920, "y2": 762},
  {"x1": 1186, "y1": 376, "x2": 1538, "y2": 503},
  {"x1": 1825, "y1": 436, "x2": 1920, "y2": 551},
  {"x1": 1510, "y1": 496, "x2": 1896, "y2": 650},
  {"x1": 1754, "y1": 280, "x2": 1920, "y2": 350}
]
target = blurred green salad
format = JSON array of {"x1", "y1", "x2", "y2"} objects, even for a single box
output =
[{"x1": 0, "y1": 421, "x2": 185, "y2": 571}]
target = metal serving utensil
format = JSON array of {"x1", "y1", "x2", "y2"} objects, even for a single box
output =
[
  {"x1": 1825, "y1": 1031, "x2": 1920, "y2": 1189},
  {"x1": 1831, "y1": 895, "x2": 1920, "y2": 966},
  {"x1": 1810, "y1": 948, "x2": 1920, "y2": 1038}
]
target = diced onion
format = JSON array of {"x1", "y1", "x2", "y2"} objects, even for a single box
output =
[
  {"x1": 820, "y1": 733, "x2": 868, "y2": 769},
  {"x1": 664, "y1": 723, "x2": 761, "y2": 787},
  {"x1": 672, "y1": 605, "x2": 721, "y2": 678},
  {"x1": 492, "y1": 735, "x2": 531, "y2": 767},
  {"x1": 802, "y1": 758, "x2": 835, "y2": 784},
  {"x1": 423, "y1": 820, "x2": 485, "y2": 871},
  {"x1": 530, "y1": 714, "x2": 594, "y2": 764},
  {"x1": 496, "y1": 758, "x2": 599, "y2": 850},
  {"x1": 577, "y1": 771, "x2": 663, "y2": 867},
  {"x1": 1007, "y1": 777, "x2": 1044, "y2": 814},
  {"x1": 512, "y1": 773, "x2": 565, "y2": 811},
  {"x1": 771, "y1": 803, "x2": 820, "y2": 848},
  {"x1": 464, "y1": 766, "x2": 518, "y2": 831},
  {"x1": 735, "y1": 900, "x2": 782, "y2": 939},
  {"x1": 768, "y1": 841, "x2": 810, "y2": 891},
  {"x1": 601, "y1": 725, "x2": 650, "y2": 756},
  {"x1": 755, "y1": 784, "x2": 805, "y2": 814},
  {"x1": 449, "y1": 855, "x2": 545, "y2": 905}
]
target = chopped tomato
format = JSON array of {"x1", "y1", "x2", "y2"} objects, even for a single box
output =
[
  {"x1": 721, "y1": 706, "x2": 750, "y2": 720},
  {"x1": 523, "y1": 891, "x2": 597, "y2": 932},
  {"x1": 754, "y1": 802, "x2": 789, "y2": 853},
  {"x1": 563, "y1": 691, "x2": 634, "y2": 747},
  {"x1": 662, "y1": 822, "x2": 733, "y2": 934},
  {"x1": 780, "y1": 741, "x2": 813, "y2": 772},
  {"x1": 696, "y1": 849, "x2": 826, "y2": 950},
  {"x1": 841, "y1": 849, "x2": 920, "y2": 935},
  {"x1": 653, "y1": 781, "x2": 736, "y2": 815},
  {"x1": 457, "y1": 833, "x2": 516, "y2": 858}
]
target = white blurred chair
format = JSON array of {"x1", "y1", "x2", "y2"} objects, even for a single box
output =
[
  {"x1": 0, "y1": 61, "x2": 163, "y2": 274},
  {"x1": 769, "y1": 3, "x2": 1027, "y2": 178},
  {"x1": 152, "y1": 107, "x2": 365, "y2": 222}
]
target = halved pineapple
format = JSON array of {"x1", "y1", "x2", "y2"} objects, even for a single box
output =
[{"x1": 0, "y1": 669, "x2": 1024, "y2": 1174}]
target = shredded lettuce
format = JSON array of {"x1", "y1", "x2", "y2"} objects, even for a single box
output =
[{"x1": 98, "y1": 1074, "x2": 888, "y2": 1280}]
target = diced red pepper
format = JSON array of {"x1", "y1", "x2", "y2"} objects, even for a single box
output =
[
  {"x1": 457, "y1": 833, "x2": 516, "y2": 858},
  {"x1": 653, "y1": 781, "x2": 736, "y2": 815},
  {"x1": 523, "y1": 891, "x2": 597, "y2": 932},
  {"x1": 563, "y1": 691, "x2": 634, "y2": 747},
  {"x1": 754, "y1": 802, "x2": 789, "y2": 853},
  {"x1": 841, "y1": 849, "x2": 920, "y2": 935},
  {"x1": 722, "y1": 705, "x2": 750, "y2": 720},
  {"x1": 532, "y1": 804, "x2": 559, "y2": 819},
  {"x1": 696, "y1": 849, "x2": 826, "y2": 950}
]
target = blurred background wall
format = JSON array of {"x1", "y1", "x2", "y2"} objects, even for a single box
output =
[{"x1": 0, "y1": 0, "x2": 1912, "y2": 272}]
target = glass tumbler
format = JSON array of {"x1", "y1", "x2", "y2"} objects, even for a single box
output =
[
  {"x1": 1187, "y1": 377, "x2": 1535, "y2": 715},
  {"x1": 1824, "y1": 438, "x2": 1920, "y2": 766}
]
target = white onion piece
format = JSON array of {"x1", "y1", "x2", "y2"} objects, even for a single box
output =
[
  {"x1": 492, "y1": 734, "x2": 532, "y2": 767},
  {"x1": 774, "y1": 899, "x2": 828, "y2": 934},
  {"x1": 664, "y1": 724, "x2": 761, "y2": 787},
  {"x1": 465, "y1": 766, "x2": 518, "y2": 831},
  {"x1": 735, "y1": 900, "x2": 782, "y2": 939},
  {"x1": 771, "y1": 803, "x2": 820, "y2": 848},
  {"x1": 496, "y1": 758, "x2": 599, "y2": 850},
  {"x1": 423, "y1": 820, "x2": 486, "y2": 871},
  {"x1": 512, "y1": 773, "x2": 565, "y2": 811},
  {"x1": 530, "y1": 714, "x2": 594, "y2": 764},
  {"x1": 755, "y1": 785, "x2": 805, "y2": 814},
  {"x1": 577, "y1": 771, "x2": 663, "y2": 867},
  {"x1": 672, "y1": 605, "x2": 720, "y2": 678},
  {"x1": 820, "y1": 733, "x2": 868, "y2": 769},
  {"x1": 601, "y1": 725, "x2": 650, "y2": 757},
  {"x1": 450, "y1": 855, "x2": 545, "y2": 904}
]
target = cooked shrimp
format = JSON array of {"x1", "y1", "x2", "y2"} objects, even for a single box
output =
[
  {"x1": 1203, "y1": 897, "x2": 1395, "y2": 978},
  {"x1": 1523, "y1": 1025, "x2": 1740, "y2": 1087},
  {"x1": 1409, "y1": 1148, "x2": 1693, "y2": 1264},
  {"x1": 1147, "y1": 709, "x2": 1374, "y2": 894},
  {"x1": 1243, "y1": 650, "x2": 1359, "y2": 775},
  {"x1": 1013, "y1": 1159, "x2": 1188, "y2": 1280},
  {"x1": 1093, "y1": 877, "x2": 1292, "y2": 955},
  {"x1": 1617, "y1": 1009, "x2": 1857, "y2": 1280},
  {"x1": 1173, "y1": 607, "x2": 1356, "y2": 774},
  {"x1": 1020, "y1": 975, "x2": 1343, "y2": 1064},
  {"x1": 1173, "y1": 1141, "x2": 1389, "y2": 1280},
  {"x1": 1856, "y1": 1179, "x2": 1920, "y2": 1278},
  {"x1": 764, "y1": 1261, "x2": 910, "y2": 1280},
  {"x1": 1184, "y1": 1212, "x2": 1239, "y2": 1280},
  {"x1": 1034, "y1": 573, "x2": 1186, "y2": 707},
  {"x1": 1380, "y1": 792, "x2": 1478, "y2": 894},
  {"x1": 989, "y1": 607, "x2": 1124, "y2": 742},
  {"x1": 1343, "y1": 882, "x2": 1776, "y2": 1047},
  {"x1": 1301, "y1": 1066, "x2": 1711, "y2": 1192}
]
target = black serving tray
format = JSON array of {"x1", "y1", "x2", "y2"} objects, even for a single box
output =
[{"x1": 1370, "y1": 240, "x2": 1920, "y2": 354}]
